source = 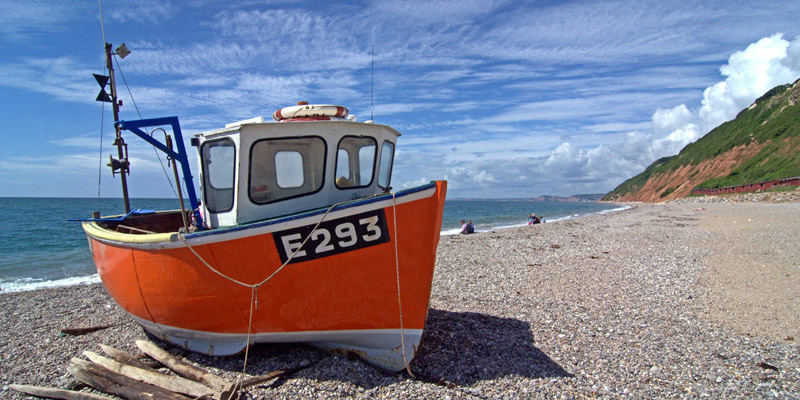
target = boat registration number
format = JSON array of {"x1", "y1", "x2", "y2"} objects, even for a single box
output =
[{"x1": 273, "y1": 209, "x2": 390, "y2": 264}]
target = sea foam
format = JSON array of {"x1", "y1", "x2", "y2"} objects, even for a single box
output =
[{"x1": 0, "y1": 274, "x2": 101, "y2": 294}]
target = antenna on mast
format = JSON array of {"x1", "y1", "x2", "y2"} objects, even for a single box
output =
[
  {"x1": 98, "y1": 0, "x2": 107, "y2": 45},
  {"x1": 370, "y1": 45, "x2": 374, "y2": 121}
]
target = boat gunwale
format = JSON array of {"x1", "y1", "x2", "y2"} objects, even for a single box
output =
[{"x1": 83, "y1": 182, "x2": 438, "y2": 248}]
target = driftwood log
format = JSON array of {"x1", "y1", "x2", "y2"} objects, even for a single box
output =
[
  {"x1": 135, "y1": 339, "x2": 232, "y2": 393},
  {"x1": 240, "y1": 363, "x2": 312, "y2": 388},
  {"x1": 11, "y1": 340, "x2": 311, "y2": 400},
  {"x1": 99, "y1": 344, "x2": 162, "y2": 370},
  {"x1": 68, "y1": 358, "x2": 190, "y2": 400},
  {"x1": 9, "y1": 384, "x2": 111, "y2": 400},
  {"x1": 83, "y1": 350, "x2": 215, "y2": 398},
  {"x1": 60, "y1": 323, "x2": 124, "y2": 336}
]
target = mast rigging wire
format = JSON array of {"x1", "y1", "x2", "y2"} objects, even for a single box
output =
[
  {"x1": 97, "y1": 0, "x2": 106, "y2": 207},
  {"x1": 97, "y1": 103, "x2": 105, "y2": 206},
  {"x1": 371, "y1": 45, "x2": 374, "y2": 121}
]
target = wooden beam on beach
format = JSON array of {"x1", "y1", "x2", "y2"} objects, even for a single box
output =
[
  {"x1": 83, "y1": 351, "x2": 215, "y2": 398},
  {"x1": 60, "y1": 323, "x2": 124, "y2": 336},
  {"x1": 239, "y1": 363, "x2": 312, "y2": 388},
  {"x1": 12, "y1": 340, "x2": 311, "y2": 400},
  {"x1": 135, "y1": 339, "x2": 231, "y2": 392},
  {"x1": 99, "y1": 344, "x2": 162, "y2": 370},
  {"x1": 9, "y1": 384, "x2": 111, "y2": 400},
  {"x1": 68, "y1": 358, "x2": 190, "y2": 400}
]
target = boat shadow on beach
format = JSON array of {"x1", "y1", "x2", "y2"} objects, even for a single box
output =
[
  {"x1": 412, "y1": 308, "x2": 573, "y2": 385},
  {"x1": 165, "y1": 308, "x2": 571, "y2": 390}
]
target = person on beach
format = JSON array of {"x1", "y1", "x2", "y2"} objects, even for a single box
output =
[
  {"x1": 528, "y1": 213, "x2": 540, "y2": 225},
  {"x1": 460, "y1": 220, "x2": 468, "y2": 234},
  {"x1": 466, "y1": 219, "x2": 475, "y2": 234}
]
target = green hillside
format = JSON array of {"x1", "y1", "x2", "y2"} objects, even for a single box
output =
[{"x1": 603, "y1": 79, "x2": 800, "y2": 200}]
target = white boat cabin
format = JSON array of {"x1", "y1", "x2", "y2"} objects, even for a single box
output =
[{"x1": 193, "y1": 107, "x2": 398, "y2": 228}]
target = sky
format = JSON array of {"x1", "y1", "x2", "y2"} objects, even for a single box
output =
[{"x1": 1, "y1": 0, "x2": 800, "y2": 200}]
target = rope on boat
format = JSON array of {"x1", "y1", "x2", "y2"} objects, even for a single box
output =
[
  {"x1": 178, "y1": 201, "x2": 340, "y2": 398},
  {"x1": 175, "y1": 192, "x2": 413, "y2": 395},
  {"x1": 177, "y1": 198, "x2": 344, "y2": 289},
  {"x1": 391, "y1": 192, "x2": 415, "y2": 378}
]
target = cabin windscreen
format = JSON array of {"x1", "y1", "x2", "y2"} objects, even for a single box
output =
[
  {"x1": 201, "y1": 139, "x2": 236, "y2": 212},
  {"x1": 335, "y1": 136, "x2": 376, "y2": 188},
  {"x1": 249, "y1": 137, "x2": 326, "y2": 204},
  {"x1": 378, "y1": 141, "x2": 394, "y2": 189}
]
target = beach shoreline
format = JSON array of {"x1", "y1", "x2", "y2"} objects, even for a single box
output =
[{"x1": 2, "y1": 198, "x2": 798, "y2": 398}]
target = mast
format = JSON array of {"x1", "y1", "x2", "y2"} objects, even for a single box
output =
[
  {"x1": 104, "y1": 42, "x2": 131, "y2": 213},
  {"x1": 94, "y1": 42, "x2": 205, "y2": 229}
]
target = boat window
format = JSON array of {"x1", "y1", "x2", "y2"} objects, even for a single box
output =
[
  {"x1": 275, "y1": 151, "x2": 304, "y2": 188},
  {"x1": 335, "y1": 136, "x2": 376, "y2": 188},
  {"x1": 378, "y1": 141, "x2": 394, "y2": 189},
  {"x1": 201, "y1": 139, "x2": 236, "y2": 212},
  {"x1": 249, "y1": 137, "x2": 326, "y2": 204}
]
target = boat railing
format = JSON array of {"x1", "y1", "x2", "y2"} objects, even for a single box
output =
[{"x1": 115, "y1": 116, "x2": 204, "y2": 229}]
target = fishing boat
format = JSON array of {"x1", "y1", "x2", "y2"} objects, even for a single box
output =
[{"x1": 80, "y1": 43, "x2": 447, "y2": 371}]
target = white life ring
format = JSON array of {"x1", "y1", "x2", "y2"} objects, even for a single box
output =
[{"x1": 273, "y1": 103, "x2": 349, "y2": 121}]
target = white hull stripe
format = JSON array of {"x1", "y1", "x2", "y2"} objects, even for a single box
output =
[{"x1": 131, "y1": 314, "x2": 422, "y2": 371}]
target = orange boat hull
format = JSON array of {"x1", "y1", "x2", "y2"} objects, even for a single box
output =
[{"x1": 84, "y1": 182, "x2": 446, "y2": 370}]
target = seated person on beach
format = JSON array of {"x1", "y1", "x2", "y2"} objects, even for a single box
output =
[
  {"x1": 528, "y1": 213, "x2": 540, "y2": 225},
  {"x1": 459, "y1": 220, "x2": 467, "y2": 234},
  {"x1": 466, "y1": 219, "x2": 475, "y2": 234}
]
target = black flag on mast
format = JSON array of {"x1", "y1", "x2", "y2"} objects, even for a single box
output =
[{"x1": 94, "y1": 73, "x2": 112, "y2": 103}]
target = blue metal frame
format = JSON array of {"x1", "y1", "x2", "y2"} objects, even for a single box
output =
[{"x1": 116, "y1": 116, "x2": 204, "y2": 229}]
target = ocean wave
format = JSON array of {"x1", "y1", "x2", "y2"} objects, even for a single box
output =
[
  {"x1": 440, "y1": 205, "x2": 632, "y2": 235},
  {"x1": 0, "y1": 274, "x2": 101, "y2": 294}
]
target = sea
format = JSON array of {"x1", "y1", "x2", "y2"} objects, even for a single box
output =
[{"x1": 0, "y1": 197, "x2": 626, "y2": 293}]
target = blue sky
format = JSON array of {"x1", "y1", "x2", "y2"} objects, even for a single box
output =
[{"x1": 1, "y1": 0, "x2": 799, "y2": 199}]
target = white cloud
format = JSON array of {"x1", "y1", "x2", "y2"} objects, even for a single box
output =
[
  {"x1": 652, "y1": 104, "x2": 693, "y2": 135},
  {"x1": 532, "y1": 33, "x2": 800, "y2": 196},
  {"x1": 0, "y1": 0, "x2": 87, "y2": 39},
  {"x1": 106, "y1": 0, "x2": 173, "y2": 23},
  {"x1": 699, "y1": 33, "x2": 800, "y2": 132},
  {"x1": 393, "y1": 33, "x2": 800, "y2": 198},
  {"x1": 50, "y1": 134, "x2": 101, "y2": 149},
  {"x1": 473, "y1": 170, "x2": 496, "y2": 183},
  {"x1": 0, "y1": 57, "x2": 97, "y2": 103},
  {"x1": 627, "y1": 33, "x2": 800, "y2": 163}
]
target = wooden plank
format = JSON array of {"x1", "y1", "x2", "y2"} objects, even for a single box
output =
[
  {"x1": 135, "y1": 340, "x2": 231, "y2": 392},
  {"x1": 239, "y1": 363, "x2": 312, "y2": 389},
  {"x1": 83, "y1": 351, "x2": 215, "y2": 398},
  {"x1": 9, "y1": 384, "x2": 110, "y2": 400},
  {"x1": 99, "y1": 344, "x2": 161, "y2": 370},
  {"x1": 68, "y1": 358, "x2": 190, "y2": 400},
  {"x1": 60, "y1": 324, "x2": 122, "y2": 336}
]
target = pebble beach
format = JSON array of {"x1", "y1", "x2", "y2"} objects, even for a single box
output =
[{"x1": 2, "y1": 196, "x2": 799, "y2": 399}]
